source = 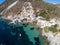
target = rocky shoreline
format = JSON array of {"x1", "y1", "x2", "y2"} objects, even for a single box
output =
[{"x1": 1, "y1": 1, "x2": 60, "y2": 45}]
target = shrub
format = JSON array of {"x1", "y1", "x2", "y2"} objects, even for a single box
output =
[
  {"x1": 44, "y1": 26, "x2": 49, "y2": 32},
  {"x1": 49, "y1": 25, "x2": 58, "y2": 33}
]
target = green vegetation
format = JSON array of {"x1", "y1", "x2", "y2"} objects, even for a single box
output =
[
  {"x1": 46, "y1": 5, "x2": 55, "y2": 11},
  {"x1": 54, "y1": 24, "x2": 58, "y2": 27},
  {"x1": 44, "y1": 26, "x2": 49, "y2": 32},
  {"x1": 45, "y1": 15, "x2": 50, "y2": 21},
  {"x1": 58, "y1": 29, "x2": 60, "y2": 32},
  {"x1": 36, "y1": 9, "x2": 50, "y2": 21},
  {"x1": 44, "y1": 24, "x2": 58, "y2": 33},
  {"x1": 49, "y1": 25, "x2": 58, "y2": 33},
  {"x1": 39, "y1": 10, "x2": 47, "y2": 17}
]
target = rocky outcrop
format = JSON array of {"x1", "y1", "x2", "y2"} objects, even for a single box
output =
[{"x1": 0, "y1": 0, "x2": 17, "y2": 12}]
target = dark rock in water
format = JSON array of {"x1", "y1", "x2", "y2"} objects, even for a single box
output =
[
  {"x1": 22, "y1": 23, "x2": 29, "y2": 27},
  {"x1": 30, "y1": 27, "x2": 34, "y2": 30},
  {"x1": 35, "y1": 42, "x2": 39, "y2": 45},
  {"x1": 22, "y1": 23, "x2": 25, "y2": 26},
  {"x1": 24, "y1": 25, "x2": 27, "y2": 27},
  {"x1": 34, "y1": 37, "x2": 39, "y2": 42},
  {"x1": 23, "y1": 23, "x2": 28, "y2": 27}
]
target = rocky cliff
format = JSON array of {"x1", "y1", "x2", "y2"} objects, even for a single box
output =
[{"x1": 0, "y1": 0, "x2": 60, "y2": 19}]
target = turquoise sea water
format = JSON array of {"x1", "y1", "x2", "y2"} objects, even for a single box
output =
[
  {"x1": 0, "y1": 19, "x2": 47, "y2": 45},
  {"x1": 21, "y1": 23, "x2": 39, "y2": 45}
]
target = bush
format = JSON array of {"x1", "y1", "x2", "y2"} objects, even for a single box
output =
[
  {"x1": 49, "y1": 25, "x2": 58, "y2": 33},
  {"x1": 44, "y1": 26, "x2": 49, "y2": 32}
]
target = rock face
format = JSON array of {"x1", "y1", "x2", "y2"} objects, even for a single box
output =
[
  {"x1": 0, "y1": 0, "x2": 16, "y2": 12},
  {"x1": 1, "y1": 0, "x2": 33, "y2": 20},
  {"x1": 2, "y1": 1, "x2": 36, "y2": 24},
  {"x1": 21, "y1": 2, "x2": 34, "y2": 17},
  {"x1": 1, "y1": 0, "x2": 60, "y2": 19},
  {"x1": 2, "y1": 1, "x2": 34, "y2": 20},
  {"x1": 0, "y1": 0, "x2": 43, "y2": 14}
]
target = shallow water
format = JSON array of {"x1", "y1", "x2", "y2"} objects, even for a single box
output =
[
  {"x1": 0, "y1": 15, "x2": 3, "y2": 19},
  {"x1": 0, "y1": 20, "x2": 47, "y2": 45},
  {"x1": 21, "y1": 23, "x2": 39, "y2": 45}
]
